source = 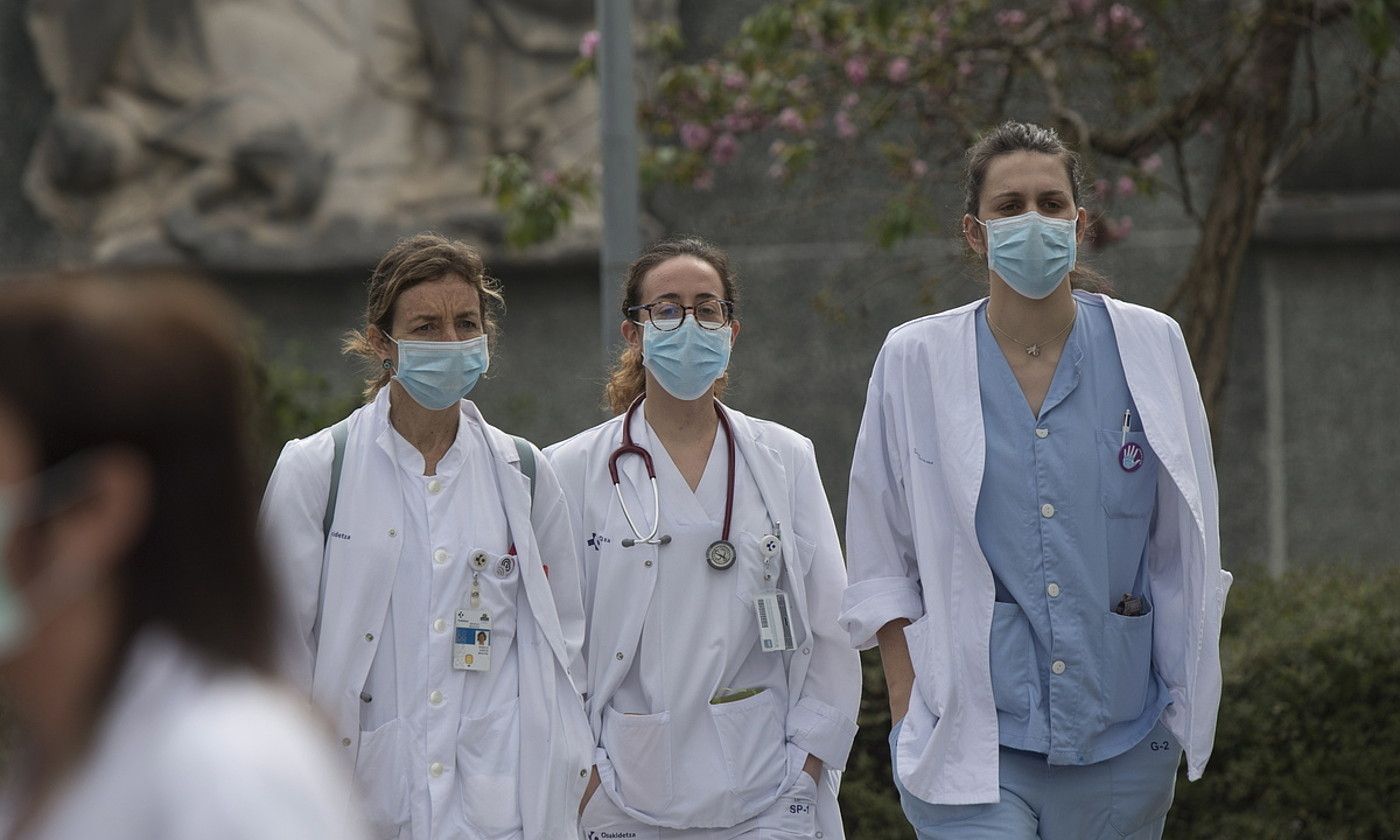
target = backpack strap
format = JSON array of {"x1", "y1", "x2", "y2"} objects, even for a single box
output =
[
  {"x1": 511, "y1": 434, "x2": 537, "y2": 505},
  {"x1": 315, "y1": 417, "x2": 351, "y2": 645},
  {"x1": 322, "y1": 417, "x2": 352, "y2": 544}
]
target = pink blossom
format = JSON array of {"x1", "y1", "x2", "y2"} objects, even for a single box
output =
[
  {"x1": 910, "y1": 158, "x2": 929, "y2": 178},
  {"x1": 1116, "y1": 215, "x2": 1134, "y2": 237},
  {"x1": 887, "y1": 57, "x2": 912, "y2": 84},
  {"x1": 1069, "y1": 0, "x2": 1097, "y2": 14},
  {"x1": 1125, "y1": 34, "x2": 1148, "y2": 52},
  {"x1": 1108, "y1": 3, "x2": 1131, "y2": 26},
  {"x1": 1094, "y1": 14, "x2": 1108, "y2": 36},
  {"x1": 710, "y1": 132, "x2": 740, "y2": 165},
  {"x1": 1093, "y1": 178, "x2": 1110, "y2": 201},
  {"x1": 1139, "y1": 153, "x2": 1163, "y2": 175},
  {"x1": 680, "y1": 122, "x2": 712, "y2": 152},
  {"x1": 722, "y1": 69, "x2": 747, "y2": 91},
  {"x1": 835, "y1": 110, "x2": 858, "y2": 139},
  {"x1": 539, "y1": 169, "x2": 560, "y2": 188},
  {"x1": 842, "y1": 92, "x2": 860, "y2": 109},
  {"x1": 844, "y1": 57, "x2": 869, "y2": 85},
  {"x1": 776, "y1": 107, "x2": 807, "y2": 133},
  {"x1": 786, "y1": 75, "x2": 811, "y2": 96},
  {"x1": 996, "y1": 9, "x2": 1028, "y2": 29},
  {"x1": 578, "y1": 30, "x2": 600, "y2": 60},
  {"x1": 723, "y1": 112, "x2": 754, "y2": 133},
  {"x1": 767, "y1": 162, "x2": 788, "y2": 180},
  {"x1": 769, "y1": 140, "x2": 787, "y2": 156},
  {"x1": 692, "y1": 169, "x2": 715, "y2": 191},
  {"x1": 958, "y1": 59, "x2": 975, "y2": 77},
  {"x1": 1116, "y1": 175, "x2": 1136, "y2": 197}
]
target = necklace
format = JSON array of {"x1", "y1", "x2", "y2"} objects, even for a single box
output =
[{"x1": 987, "y1": 303, "x2": 1077, "y2": 357}]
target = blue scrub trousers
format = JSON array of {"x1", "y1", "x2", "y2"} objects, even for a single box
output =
[{"x1": 890, "y1": 719, "x2": 1182, "y2": 840}]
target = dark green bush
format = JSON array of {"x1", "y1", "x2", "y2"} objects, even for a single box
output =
[{"x1": 1167, "y1": 565, "x2": 1400, "y2": 839}]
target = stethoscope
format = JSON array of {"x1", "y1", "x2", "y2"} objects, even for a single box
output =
[{"x1": 608, "y1": 394, "x2": 739, "y2": 570}]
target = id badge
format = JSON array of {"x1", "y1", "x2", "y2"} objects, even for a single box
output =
[
  {"x1": 753, "y1": 589, "x2": 796, "y2": 652},
  {"x1": 453, "y1": 609, "x2": 492, "y2": 671}
]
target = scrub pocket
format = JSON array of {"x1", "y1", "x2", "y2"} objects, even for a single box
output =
[
  {"x1": 1098, "y1": 429, "x2": 1158, "y2": 519},
  {"x1": 989, "y1": 601, "x2": 1039, "y2": 720},
  {"x1": 457, "y1": 698, "x2": 522, "y2": 838},
  {"x1": 710, "y1": 688, "x2": 788, "y2": 810},
  {"x1": 354, "y1": 718, "x2": 409, "y2": 839},
  {"x1": 1109, "y1": 719, "x2": 1182, "y2": 836},
  {"x1": 601, "y1": 705, "x2": 674, "y2": 814},
  {"x1": 1104, "y1": 604, "x2": 1156, "y2": 724}
]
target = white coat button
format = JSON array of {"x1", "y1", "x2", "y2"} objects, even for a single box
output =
[
  {"x1": 364, "y1": 633, "x2": 374, "y2": 642},
  {"x1": 341, "y1": 737, "x2": 352, "y2": 747},
  {"x1": 580, "y1": 769, "x2": 589, "y2": 778},
  {"x1": 1047, "y1": 583, "x2": 1061, "y2": 597},
  {"x1": 429, "y1": 690, "x2": 444, "y2": 706},
  {"x1": 616, "y1": 652, "x2": 624, "y2": 660},
  {"x1": 429, "y1": 762, "x2": 444, "y2": 777},
  {"x1": 644, "y1": 560, "x2": 653, "y2": 567},
  {"x1": 434, "y1": 548, "x2": 448, "y2": 565},
  {"x1": 802, "y1": 647, "x2": 811, "y2": 655},
  {"x1": 1052, "y1": 660, "x2": 1067, "y2": 675},
  {"x1": 427, "y1": 478, "x2": 442, "y2": 494},
  {"x1": 1035, "y1": 428, "x2": 1049, "y2": 439},
  {"x1": 1041, "y1": 503, "x2": 1056, "y2": 518},
  {"x1": 388, "y1": 528, "x2": 397, "y2": 537},
  {"x1": 433, "y1": 618, "x2": 447, "y2": 633}
]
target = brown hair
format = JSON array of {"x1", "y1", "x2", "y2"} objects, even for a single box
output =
[
  {"x1": 962, "y1": 120, "x2": 1112, "y2": 294},
  {"x1": 604, "y1": 237, "x2": 740, "y2": 415},
  {"x1": 343, "y1": 232, "x2": 505, "y2": 401},
  {"x1": 0, "y1": 271, "x2": 274, "y2": 675}
]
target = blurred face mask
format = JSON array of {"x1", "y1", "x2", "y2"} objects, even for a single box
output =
[
  {"x1": 642, "y1": 319, "x2": 733, "y2": 401},
  {"x1": 389, "y1": 335, "x2": 490, "y2": 410},
  {"x1": 978, "y1": 211, "x2": 1078, "y2": 300}
]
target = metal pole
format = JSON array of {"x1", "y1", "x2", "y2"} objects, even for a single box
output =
[{"x1": 596, "y1": 0, "x2": 641, "y2": 374}]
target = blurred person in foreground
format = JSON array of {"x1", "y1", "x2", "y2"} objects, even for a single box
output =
[{"x1": 0, "y1": 274, "x2": 369, "y2": 840}]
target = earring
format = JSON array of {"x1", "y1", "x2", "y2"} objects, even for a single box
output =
[{"x1": 382, "y1": 359, "x2": 392, "y2": 370}]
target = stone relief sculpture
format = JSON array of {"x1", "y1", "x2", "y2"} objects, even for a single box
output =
[{"x1": 25, "y1": 0, "x2": 666, "y2": 269}]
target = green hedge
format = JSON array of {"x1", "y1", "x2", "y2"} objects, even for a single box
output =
[{"x1": 835, "y1": 566, "x2": 1400, "y2": 839}]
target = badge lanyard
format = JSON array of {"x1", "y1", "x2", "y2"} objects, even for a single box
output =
[
  {"x1": 752, "y1": 525, "x2": 795, "y2": 652},
  {"x1": 453, "y1": 545, "x2": 516, "y2": 672}
]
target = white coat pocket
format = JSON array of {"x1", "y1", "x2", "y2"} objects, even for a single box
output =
[
  {"x1": 354, "y1": 718, "x2": 409, "y2": 839},
  {"x1": 601, "y1": 705, "x2": 674, "y2": 814},
  {"x1": 709, "y1": 688, "x2": 787, "y2": 811},
  {"x1": 457, "y1": 698, "x2": 522, "y2": 837}
]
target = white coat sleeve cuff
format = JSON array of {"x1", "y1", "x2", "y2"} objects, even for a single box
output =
[
  {"x1": 838, "y1": 577, "x2": 924, "y2": 651},
  {"x1": 786, "y1": 696, "x2": 859, "y2": 771}
]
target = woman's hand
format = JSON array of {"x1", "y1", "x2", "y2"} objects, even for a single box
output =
[
  {"x1": 802, "y1": 753, "x2": 823, "y2": 782},
  {"x1": 877, "y1": 618, "x2": 915, "y2": 725}
]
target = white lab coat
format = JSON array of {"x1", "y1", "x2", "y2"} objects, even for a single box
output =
[
  {"x1": 259, "y1": 390, "x2": 592, "y2": 839},
  {"x1": 0, "y1": 630, "x2": 370, "y2": 840},
  {"x1": 840, "y1": 294, "x2": 1232, "y2": 806},
  {"x1": 546, "y1": 403, "x2": 862, "y2": 839}
]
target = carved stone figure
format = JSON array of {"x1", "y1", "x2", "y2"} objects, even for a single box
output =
[{"x1": 25, "y1": 0, "x2": 665, "y2": 269}]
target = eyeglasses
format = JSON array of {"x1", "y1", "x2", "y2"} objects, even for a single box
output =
[{"x1": 625, "y1": 299, "x2": 734, "y2": 331}]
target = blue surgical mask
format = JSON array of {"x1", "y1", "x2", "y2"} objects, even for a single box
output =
[
  {"x1": 978, "y1": 211, "x2": 1078, "y2": 300},
  {"x1": 389, "y1": 334, "x2": 489, "y2": 410},
  {"x1": 642, "y1": 319, "x2": 732, "y2": 401}
]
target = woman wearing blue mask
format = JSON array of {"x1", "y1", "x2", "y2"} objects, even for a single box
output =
[
  {"x1": 259, "y1": 232, "x2": 592, "y2": 840},
  {"x1": 545, "y1": 237, "x2": 861, "y2": 840},
  {"x1": 840, "y1": 121, "x2": 1231, "y2": 840}
]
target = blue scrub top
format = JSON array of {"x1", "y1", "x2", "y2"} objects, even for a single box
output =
[{"x1": 974, "y1": 290, "x2": 1169, "y2": 766}]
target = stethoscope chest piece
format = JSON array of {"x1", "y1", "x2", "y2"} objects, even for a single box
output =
[{"x1": 706, "y1": 539, "x2": 737, "y2": 571}]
